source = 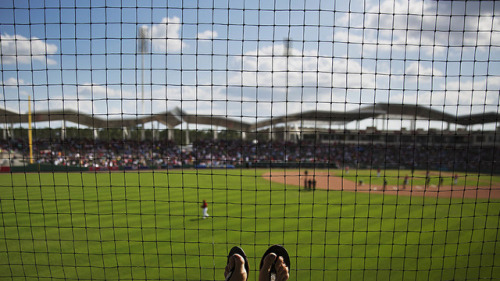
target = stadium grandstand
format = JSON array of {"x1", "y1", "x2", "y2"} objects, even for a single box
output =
[{"x1": 1, "y1": 103, "x2": 498, "y2": 173}]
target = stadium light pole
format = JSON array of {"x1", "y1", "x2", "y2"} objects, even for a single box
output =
[
  {"x1": 28, "y1": 95, "x2": 33, "y2": 164},
  {"x1": 283, "y1": 38, "x2": 291, "y2": 142},
  {"x1": 139, "y1": 26, "x2": 149, "y2": 141}
]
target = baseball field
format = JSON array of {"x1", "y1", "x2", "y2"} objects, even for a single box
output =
[{"x1": 0, "y1": 169, "x2": 499, "y2": 280}]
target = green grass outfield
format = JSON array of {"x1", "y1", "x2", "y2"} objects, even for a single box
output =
[{"x1": 0, "y1": 169, "x2": 499, "y2": 280}]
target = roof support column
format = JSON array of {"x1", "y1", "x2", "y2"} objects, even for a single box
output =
[
  {"x1": 152, "y1": 122, "x2": 156, "y2": 141},
  {"x1": 167, "y1": 125, "x2": 173, "y2": 141},
  {"x1": 61, "y1": 121, "x2": 66, "y2": 141},
  {"x1": 156, "y1": 121, "x2": 160, "y2": 141},
  {"x1": 93, "y1": 128, "x2": 99, "y2": 140},
  {"x1": 140, "y1": 125, "x2": 145, "y2": 141},
  {"x1": 241, "y1": 131, "x2": 246, "y2": 141},
  {"x1": 185, "y1": 123, "x2": 190, "y2": 145},
  {"x1": 410, "y1": 119, "x2": 416, "y2": 132},
  {"x1": 214, "y1": 126, "x2": 218, "y2": 140},
  {"x1": 123, "y1": 127, "x2": 129, "y2": 140},
  {"x1": 294, "y1": 123, "x2": 300, "y2": 142},
  {"x1": 3, "y1": 124, "x2": 6, "y2": 140}
]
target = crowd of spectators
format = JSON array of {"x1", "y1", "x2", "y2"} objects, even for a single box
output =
[{"x1": 0, "y1": 138, "x2": 498, "y2": 173}]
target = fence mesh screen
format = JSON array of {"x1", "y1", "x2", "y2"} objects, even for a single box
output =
[{"x1": 0, "y1": 0, "x2": 499, "y2": 280}]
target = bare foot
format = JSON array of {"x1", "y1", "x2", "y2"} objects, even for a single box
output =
[
  {"x1": 224, "y1": 254, "x2": 247, "y2": 281},
  {"x1": 259, "y1": 253, "x2": 289, "y2": 281}
]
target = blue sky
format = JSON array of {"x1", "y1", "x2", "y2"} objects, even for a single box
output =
[{"x1": 0, "y1": 0, "x2": 499, "y2": 130}]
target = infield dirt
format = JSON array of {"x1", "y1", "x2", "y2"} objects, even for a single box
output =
[{"x1": 263, "y1": 171, "x2": 500, "y2": 199}]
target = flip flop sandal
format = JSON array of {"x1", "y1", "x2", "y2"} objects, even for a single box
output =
[
  {"x1": 225, "y1": 246, "x2": 249, "y2": 281},
  {"x1": 259, "y1": 245, "x2": 291, "y2": 281}
]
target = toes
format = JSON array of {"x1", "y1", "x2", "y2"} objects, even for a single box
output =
[
  {"x1": 224, "y1": 255, "x2": 236, "y2": 278},
  {"x1": 275, "y1": 257, "x2": 289, "y2": 281},
  {"x1": 233, "y1": 254, "x2": 245, "y2": 272},
  {"x1": 277, "y1": 266, "x2": 289, "y2": 281},
  {"x1": 274, "y1": 256, "x2": 284, "y2": 271},
  {"x1": 278, "y1": 270, "x2": 289, "y2": 281},
  {"x1": 259, "y1": 253, "x2": 277, "y2": 281},
  {"x1": 226, "y1": 254, "x2": 247, "y2": 281},
  {"x1": 263, "y1": 253, "x2": 277, "y2": 272}
]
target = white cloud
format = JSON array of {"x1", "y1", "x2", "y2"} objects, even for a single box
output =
[
  {"x1": 388, "y1": 73, "x2": 500, "y2": 116},
  {"x1": 405, "y1": 62, "x2": 443, "y2": 77},
  {"x1": 0, "y1": 77, "x2": 25, "y2": 86},
  {"x1": 77, "y1": 83, "x2": 133, "y2": 99},
  {"x1": 229, "y1": 44, "x2": 372, "y2": 91},
  {"x1": 331, "y1": 0, "x2": 499, "y2": 59},
  {"x1": 387, "y1": 1, "x2": 496, "y2": 47},
  {"x1": 224, "y1": 38, "x2": 499, "y2": 121},
  {"x1": 69, "y1": 83, "x2": 233, "y2": 120},
  {"x1": 442, "y1": 78, "x2": 500, "y2": 108},
  {"x1": 0, "y1": 33, "x2": 57, "y2": 65},
  {"x1": 146, "y1": 17, "x2": 185, "y2": 53},
  {"x1": 197, "y1": 30, "x2": 218, "y2": 40}
]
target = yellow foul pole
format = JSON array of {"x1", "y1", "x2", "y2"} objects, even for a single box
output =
[{"x1": 28, "y1": 96, "x2": 33, "y2": 164}]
